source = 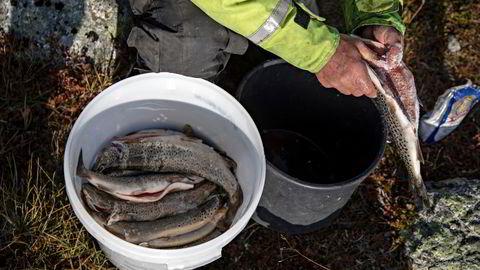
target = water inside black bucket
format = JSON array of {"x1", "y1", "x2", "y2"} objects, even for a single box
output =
[{"x1": 262, "y1": 129, "x2": 337, "y2": 184}]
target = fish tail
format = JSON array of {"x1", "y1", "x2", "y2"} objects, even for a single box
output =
[
  {"x1": 411, "y1": 174, "x2": 431, "y2": 209},
  {"x1": 223, "y1": 188, "x2": 243, "y2": 229},
  {"x1": 416, "y1": 182, "x2": 431, "y2": 209},
  {"x1": 77, "y1": 149, "x2": 88, "y2": 177},
  {"x1": 87, "y1": 208, "x2": 108, "y2": 227},
  {"x1": 211, "y1": 207, "x2": 230, "y2": 232},
  {"x1": 106, "y1": 208, "x2": 122, "y2": 225}
]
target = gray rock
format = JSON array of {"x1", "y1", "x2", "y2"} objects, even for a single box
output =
[
  {"x1": 447, "y1": 36, "x2": 461, "y2": 53},
  {"x1": 405, "y1": 178, "x2": 480, "y2": 270},
  {"x1": 0, "y1": 0, "x2": 132, "y2": 70}
]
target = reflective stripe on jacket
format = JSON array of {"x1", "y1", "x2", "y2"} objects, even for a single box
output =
[{"x1": 192, "y1": 0, "x2": 405, "y2": 73}]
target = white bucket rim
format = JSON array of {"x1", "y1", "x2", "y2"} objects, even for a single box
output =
[{"x1": 63, "y1": 72, "x2": 266, "y2": 264}]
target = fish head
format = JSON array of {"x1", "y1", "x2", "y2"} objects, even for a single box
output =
[
  {"x1": 367, "y1": 45, "x2": 420, "y2": 130},
  {"x1": 81, "y1": 184, "x2": 113, "y2": 213},
  {"x1": 93, "y1": 141, "x2": 124, "y2": 172}
]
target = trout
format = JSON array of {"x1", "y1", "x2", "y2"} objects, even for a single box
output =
[
  {"x1": 139, "y1": 208, "x2": 227, "y2": 248},
  {"x1": 93, "y1": 134, "x2": 242, "y2": 223},
  {"x1": 105, "y1": 195, "x2": 226, "y2": 244},
  {"x1": 82, "y1": 182, "x2": 217, "y2": 224},
  {"x1": 77, "y1": 150, "x2": 203, "y2": 202},
  {"x1": 363, "y1": 42, "x2": 430, "y2": 207}
]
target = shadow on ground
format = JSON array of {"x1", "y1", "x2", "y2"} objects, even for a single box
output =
[{"x1": 0, "y1": 0, "x2": 129, "y2": 267}]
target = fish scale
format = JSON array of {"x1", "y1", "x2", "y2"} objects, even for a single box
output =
[
  {"x1": 140, "y1": 208, "x2": 227, "y2": 248},
  {"x1": 77, "y1": 150, "x2": 203, "y2": 202},
  {"x1": 362, "y1": 42, "x2": 430, "y2": 208},
  {"x1": 105, "y1": 195, "x2": 225, "y2": 244},
  {"x1": 82, "y1": 182, "x2": 217, "y2": 224},
  {"x1": 94, "y1": 134, "x2": 242, "y2": 223}
]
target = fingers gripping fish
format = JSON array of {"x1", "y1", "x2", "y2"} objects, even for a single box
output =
[{"x1": 359, "y1": 40, "x2": 431, "y2": 208}]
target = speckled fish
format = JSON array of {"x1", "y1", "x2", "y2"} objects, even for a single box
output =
[
  {"x1": 82, "y1": 182, "x2": 217, "y2": 225},
  {"x1": 77, "y1": 150, "x2": 204, "y2": 202},
  {"x1": 179, "y1": 229, "x2": 223, "y2": 248},
  {"x1": 93, "y1": 128, "x2": 235, "y2": 172},
  {"x1": 139, "y1": 208, "x2": 227, "y2": 248},
  {"x1": 363, "y1": 43, "x2": 430, "y2": 208},
  {"x1": 93, "y1": 134, "x2": 242, "y2": 222},
  {"x1": 92, "y1": 127, "x2": 199, "y2": 172},
  {"x1": 105, "y1": 195, "x2": 226, "y2": 244}
]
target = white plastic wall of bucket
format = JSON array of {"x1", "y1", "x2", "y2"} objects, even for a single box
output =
[{"x1": 63, "y1": 73, "x2": 266, "y2": 270}]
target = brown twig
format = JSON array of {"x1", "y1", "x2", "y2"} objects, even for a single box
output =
[
  {"x1": 243, "y1": 224, "x2": 261, "y2": 243},
  {"x1": 280, "y1": 235, "x2": 330, "y2": 270},
  {"x1": 409, "y1": 0, "x2": 425, "y2": 23}
]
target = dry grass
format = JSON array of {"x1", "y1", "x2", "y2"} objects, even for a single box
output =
[
  {"x1": 0, "y1": 33, "x2": 113, "y2": 269},
  {"x1": 0, "y1": 156, "x2": 111, "y2": 269},
  {"x1": 1, "y1": 0, "x2": 479, "y2": 269}
]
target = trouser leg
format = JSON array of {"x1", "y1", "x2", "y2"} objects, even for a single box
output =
[{"x1": 127, "y1": 0, "x2": 249, "y2": 81}]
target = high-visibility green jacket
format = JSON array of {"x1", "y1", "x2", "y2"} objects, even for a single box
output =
[{"x1": 191, "y1": 0, "x2": 405, "y2": 73}]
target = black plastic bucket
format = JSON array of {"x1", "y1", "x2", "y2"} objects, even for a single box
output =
[{"x1": 236, "y1": 59, "x2": 386, "y2": 234}]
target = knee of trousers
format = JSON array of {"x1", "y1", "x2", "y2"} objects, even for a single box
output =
[{"x1": 126, "y1": 1, "x2": 248, "y2": 79}]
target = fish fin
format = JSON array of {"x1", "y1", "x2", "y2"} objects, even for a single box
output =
[
  {"x1": 106, "y1": 208, "x2": 121, "y2": 225},
  {"x1": 419, "y1": 188, "x2": 431, "y2": 209},
  {"x1": 82, "y1": 186, "x2": 100, "y2": 212},
  {"x1": 414, "y1": 180, "x2": 431, "y2": 209},
  {"x1": 222, "y1": 155, "x2": 237, "y2": 171},
  {"x1": 214, "y1": 149, "x2": 237, "y2": 171},
  {"x1": 215, "y1": 220, "x2": 229, "y2": 232},
  {"x1": 87, "y1": 207, "x2": 108, "y2": 227},
  {"x1": 77, "y1": 149, "x2": 87, "y2": 177},
  {"x1": 416, "y1": 140, "x2": 425, "y2": 164},
  {"x1": 215, "y1": 209, "x2": 230, "y2": 232},
  {"x1": 186, "y1": 175, "x2": 205, "y2": 184},
  {"x1": 139, "y1": 242, "x2": 149, "y2": 247}
]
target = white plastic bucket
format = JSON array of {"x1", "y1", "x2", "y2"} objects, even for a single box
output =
[{"x1": 63, "y1": 73, "x2": 266, "y2": 270}]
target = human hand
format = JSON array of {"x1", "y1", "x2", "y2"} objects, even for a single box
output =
[
  {"x1": 361, "y1": 25, "x2": 403, "y2": 49},
  {"x1": 315, "y1": 34, "x2": 382, "y2": 98}
]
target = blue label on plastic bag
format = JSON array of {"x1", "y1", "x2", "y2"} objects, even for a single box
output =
[{"x1": 419, "y1": 81, "x2": 480, "y2": 144}]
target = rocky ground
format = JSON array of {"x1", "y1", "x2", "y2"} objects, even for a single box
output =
[{"x1": 405, "y1": 178, "x2": 480, "y2": 270}]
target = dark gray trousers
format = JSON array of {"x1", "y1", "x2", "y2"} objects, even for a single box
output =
[
  {"x1": 127, "y1": 0, "x2": 325, "y2": 81},
  {"x1": 127, "y1": 0, "x2": 249, "y2": 81}
]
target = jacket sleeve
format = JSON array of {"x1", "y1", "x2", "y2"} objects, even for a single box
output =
[
  {"x1": 344, "y1": 0, "x2": 406, "y2": 35},
  {"x1": 191, "y1": 0, "x2": 340, "y2": 73}
]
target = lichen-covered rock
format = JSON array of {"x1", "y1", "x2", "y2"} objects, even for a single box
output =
[
  {"x1": 405, "y1": 178, "x2": 480, "y2": 270},
  {"x1": 0, "y1": 0, "x2": 131, "y2": 69}
]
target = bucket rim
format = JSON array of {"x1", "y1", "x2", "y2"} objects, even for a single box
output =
[
  {"x1": 63, "y1": 72, "x2": 266, "y2": 265},
  {"x1": 236, "y1": 59, "x2": 386, "y2": 190}
]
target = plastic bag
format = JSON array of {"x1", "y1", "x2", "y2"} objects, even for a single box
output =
[{"x1": 419, "y1": 80, "x2": 480, "y2": 144}]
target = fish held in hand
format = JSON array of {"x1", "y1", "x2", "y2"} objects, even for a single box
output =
[
  {"x1": 82, "y1": 182, "x2": 217, "y2": 224},
  {"x1": 363, "y1": 43, "x2": 430, "y2": 208},
  {"x1": 105, "y1": 195, "x2": 226, "y2": 244},
  {"x1": 77, "y1": 150, "x2": 203, "y2": 202}
]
